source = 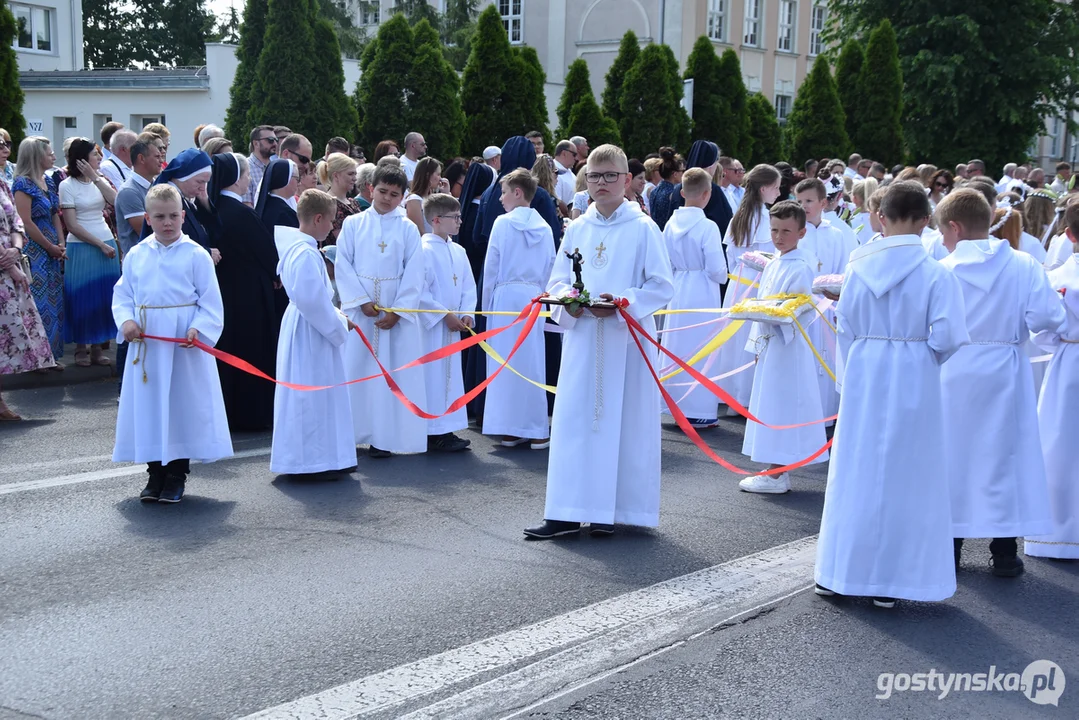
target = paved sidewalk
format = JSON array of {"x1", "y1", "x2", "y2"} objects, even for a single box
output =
[{"x1": 5, "y1": 342, "x2": 118, "y2": 391}]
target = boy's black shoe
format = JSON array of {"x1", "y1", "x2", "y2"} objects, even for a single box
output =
[
  {"x1": 873, "y1": 597, "x2": 897, "y2": 609},
  {"x1": 368, "y1": 446, "x2": 392, "y2": 459},
  {"x1": 523, "y1": 519, "x2": 581, "y2": 540},
  {"x1": 158, "y1": 474, "x2": 186, "y2": 504},
  {"x1": 814, "y1": 584, "x2": 836, "y2": 597},
  {"x1": 428, "y1": 433, "x2": 471, "y2": 452},
  {"x1": 954, "y1": 538, "x2": 964, "y2": 570},
  {"x1": 140, "y1": 474, "x2": 164, "y2": 503},
  {"x1": 990, "y1": 554, "x2": 1025, "y2": 577},
  {"x1": 589, "y1": 523, "x2": 615, "y2": 537}
]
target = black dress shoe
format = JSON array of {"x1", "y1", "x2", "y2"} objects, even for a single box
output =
[
  {"x1": 991, "y1": 555, "x2": 1025, "y2": 577},
  {"x1": 368, "y1": 446, "x2": 392, "y2": 459},
  {"x1": 523, "y1": 519, "x2": 581, "y2": 539},
  {"x1": 157, "y1": 475, "x2": 186, "y2": 504},
  {"x1": 428, "y1": 433, "x2": 471, "y2": 452},
  {"x1": 140, "y1": 475, "x2": 164, "y2": 503},
  {"x1": 589, "y1": 523, "x2": 615, "y2": 536}
]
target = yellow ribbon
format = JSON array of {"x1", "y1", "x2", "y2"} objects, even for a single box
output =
[
  {"x1": 466, "y1": 327, "x2": 557, "y2": 394},
  {"x1": 727, "y1": 273, "x2": 759, "y2": 288},
  {"x1": 658, "y1": 320, "x2": 745, "y2": 382},
  {"x1": 792, "y1": 315, "x2": 836, "y2": 382}
]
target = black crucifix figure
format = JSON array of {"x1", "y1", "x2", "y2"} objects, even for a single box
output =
[{"x1": 566, "y1": 247, "x2": 585, "y2": 292}]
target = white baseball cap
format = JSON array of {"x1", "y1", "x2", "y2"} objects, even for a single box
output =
[{"x1": 482, "y1": 146, "x2": 502, "y2": 161}]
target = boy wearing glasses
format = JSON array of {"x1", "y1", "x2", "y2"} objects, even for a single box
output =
[
  {"x1": 419, "y1": 193, "x2": 477, "y2": 452},
  {"x1": 524, "y1": 144, "x2": 674, "y2": 540}
]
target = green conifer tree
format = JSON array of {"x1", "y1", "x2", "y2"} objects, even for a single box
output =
[
  {"x1": 356, "y1": 14, "x2": 414, "y2": 148},
  {"x1": 460, "y1": 5, "x2": 521, "y2": 151},
  {"x1": 620, "y1": 44, "x2": 685, "y2": 160},
  {"x1": 746, "y1": 93, "x2": 782, "y2": 167},
  {"x1": 855, "y1": 19, "x2": 903, "y2": 165},
  {"x1": 660, "y1": 44, "x2": 692, "y2": 153},
  {"x1": 246, "y1": 0, "x2": 321, "y2": 136},
  {"x1": 602, "y1": 30, "x2": 639, "y2": 126},
  {"x1": 0, "y1": 0, "x2": 26, "y2": 153},
  {"x1": 311, "y1": 12, "x2": 361, "y2": 153},
  {"x1": 566, "y1": 95, "x2": 621, "y2": 148},
  {"x1": 224, "y1": 0, "x2": 268, "y2": 147},
  {"x1": 405, "y1": 19, "x2": 465, "y2": 159},
  {"x1": 783, "y1": 54, "x2": 850, "y2": 165},
  {"x1": 834, "y1": 38, "x2": 864, "y2": 149},
  {"x1": 555, "y1": 58, "x2": 593, "y2": 139},
  {"x1": 513, "y1": 46, "x2": 551, "y2": 149},
  {"x1": 684, "y1": 37, "x2": 725, "y2": 143}
]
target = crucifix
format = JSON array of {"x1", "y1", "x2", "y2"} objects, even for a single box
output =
[
  {"x1": 818, "y1": 260, "x2": 823, "y2": 272},
  {"x1": 595, "y1": 242, "x2": 606, "y2": 259},
  {"x1": 452, "y1": 273, "x2": 458, "y2": 286},
  {"x1": 378, "y1": 240, "x2": 388, "y2": 253}
]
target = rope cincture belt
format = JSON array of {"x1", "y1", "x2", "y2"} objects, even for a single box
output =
[
  {"x1": 133, "y1": 303, "x2": 197, "y2": 382},
  {"x1": 854, "y1": 336, "x2": 928, "y2": 342}
]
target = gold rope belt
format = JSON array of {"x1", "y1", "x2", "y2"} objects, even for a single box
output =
[{"x1": 132, "y1": 303, "x2": 197, "y2": 382}]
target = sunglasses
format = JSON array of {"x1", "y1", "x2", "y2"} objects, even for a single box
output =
[
  {"x1": 258, "y1": 136, "x2": 278, "y2": 145},
  {"x1": 934, "y1": 181, "x2": 950, "y2": 189},
  {"x1": 0, "y1": 140, "x2": 9, "y2": 149},
  {"x1": 291, "y1": 151, "x2": 311, "y2": 165}
]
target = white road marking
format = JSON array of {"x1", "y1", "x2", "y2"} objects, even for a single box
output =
[
  {"x1": 0, "y1": 447, "x2": 272, "y2": 496},
  {"x1": 242, "y1": 535, "x2": 818, "y2": 720},
  {"x1": 0, "y1": 454, "x2": 113, "y2": 475}
]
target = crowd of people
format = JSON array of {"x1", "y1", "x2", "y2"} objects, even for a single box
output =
[{"x1": 1, "y1": 117, "x2": 1077, "y2": 611}]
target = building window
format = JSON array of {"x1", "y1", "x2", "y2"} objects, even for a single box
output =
[
  {"x1": 11, "y1": 3, "x2": 53, "y2": 53},
  {"x1": 499, "y1": 0, "x2": 522, "y2": 44},
  {"x1": 360, "y1": 1, "x2": 380, "y2": 25},
  {"x1": 707, "y1": 0, "x2": 727, "y2": 43},
  {"x1": 809, "y1": 2, "x2": 826, "y2": 56},
  {"x1": 743, "y1": 0, "x2": 761, "y2": 47},
  {"x1": 1051, "y1": 117, "x2": 1065, "y2": 158},
  {"x1": 775, "y1": 94, "x2": 792, "y2": 124},
  {"x1": 777, "y1": 0, "x2": 796, "y2": 52}
]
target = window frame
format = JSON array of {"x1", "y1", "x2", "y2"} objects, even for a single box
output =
[
  {"x1": 775, "y1": 93, "x2": 792, "y2": 124},
  {"x1": 777, "y1": 0, "x2": 796, "y2": 53},
  {"x1": 10, "y1": 2, "x2": 55, "y2": 55},
  {"x1": 743, "y1": 0, "x2": 762, "y2": 48},
  {"x1": 707, "y1": 0, "x2": 728, "y2": 43},
  {"x1": 499, "y1": 0, "x2": 523, "y2": 45},
  {"x1": 360, "y1": 1, "x2": 381, "y2": 26},
  {"x1": 809, "y1": 2, "x2": 826, "y2": 57}
]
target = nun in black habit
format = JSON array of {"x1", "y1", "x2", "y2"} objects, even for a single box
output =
[
  {"x1": 456, "y1": 161, "x2": 496, "y2": 283},
  {"x1": 255, "y1": 158, "x2": 298, "y2": 321},
  {"x1": 208, "y1": 153, "x2": 280, "y2": 431}
]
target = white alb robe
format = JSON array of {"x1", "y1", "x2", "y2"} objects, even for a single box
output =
[
  {"x1": 271, "y1": 227, "x2": 356, "y2": 474},
  {"x1": 941, "y1": 240, "x2": 1067, "y2": 539},
  {"x1": 1019, "y1": 231, "x2": 1048, "y2": 265},
  {"x1": 420, "y1": 234, "x2": 477, "y2": 435},
  {"x1": 336, "y1": 209, "x2": 428, "y2": 453},
  {"x1": 1026, "y1": 255, "x2": 1079, "y2": 558},
  {"x1": 823, "y1": 210, "x2": 858, "y2": 254},
  {"x1": 921, "y1": 226, "x2": 949, "y2": 261},
  {"x1": 112, "y1": 235, "x2": 233, "y2": 464},
  {"x1": 660, "y1": 206, "x2": 726, "y2": 419},
  {"x1": 811, "y1": 218, "x2": 858, "y2": 420},
  {"x1": 544, "y1": 201, "x2": 674, "y2": 526},
  {"x1": 1045, "y1": 233, "x2": 1074, "y2": 270},
  {"x1": 716, "y1": 207, "x2": 774, "y2": 409},
  {"x1": 741, "y1": 247, "x2": 828, "y2": 465},
  {"x1": 1018, "y1": 233, "x2": 1051, "y2": 392},
  {"x1": 481, "y1": 206, "x2": 554, "y2": 439},
  {"x1": 850, "y1": 211, "x2": 875, "y2": 245},
  {"x1": 815, "y1": 234, "x2": 969, "y2": 601}
]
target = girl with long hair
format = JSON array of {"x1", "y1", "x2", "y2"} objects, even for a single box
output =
[{"x1": 405, "y1": 157, "x2": 447, "y2": 235}]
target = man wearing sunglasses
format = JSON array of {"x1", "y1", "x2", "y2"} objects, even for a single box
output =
[{"x1": 245, "y1": 125, "x2": 278, "y2": 206}]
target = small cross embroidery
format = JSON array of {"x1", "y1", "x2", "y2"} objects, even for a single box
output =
[
  {"x1": 378, "y1": 240, "x2": 388, "y2": 253},
  {"x1": 596, "y1": 242, "x2": 606, "y2": 259},
  {"x1": 453, "y1": 273, "x2": 458, "y2": 286},
  {"x1": 818, "y1": 260, "x2": 823, "y2": 272}
]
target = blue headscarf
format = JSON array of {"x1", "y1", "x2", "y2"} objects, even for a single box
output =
[
  {"x1": 686, "y1": 140, "x2": 719, "y2": 170},
  {"x1": 152, "y1": 148, "x2": 212, "y2": 187}
]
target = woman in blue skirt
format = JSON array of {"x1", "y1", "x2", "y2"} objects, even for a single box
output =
[{"x1": 58, "y1": 138, "x2": 120, "y2": 367}]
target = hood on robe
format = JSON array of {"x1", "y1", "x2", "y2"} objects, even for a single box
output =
[
  {"x1": 848, "y1": 234, "x2": 929, "y2": 298},
  {"x1": 580, "y1": 198, "x2": 643, "y2": 228},
  {"x1": 504, "y1": 205, "x2": 550, "y2": 245},
  {"x1": 941, "y1": 238, "x2": 1013, "y2": 293},
  {"x1": 666, "y1": 206, "x2": 708, "y2": 237},
  {"x1": 274, "y1": 224, "x2": 314, "y2": 274}
]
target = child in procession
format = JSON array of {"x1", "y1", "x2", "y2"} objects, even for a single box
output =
[
  {"x1": 939, "y1": 189, "x2": 1067, "y2": 577},
  {"x1": 815, "y1": 180, "x2": 970, "y2": 609},
  {"x1": 481, "y1": 169, "x2": 554, "y2": 449},
  {"x1": 271, "y1": 190, "x2": 357, "y2": 477},
  {"x1": 420, "y1": 193, "x2": 477, "y2": 452},
  {"x1": 335, "y1": 165, "x2": 428, "y2": 459},
  {"x1": 660, "y1": 167, "x2": 727, "y2": 427},
  {"x1": 112, "y1": 184, "x2": 232, "y2": 504},
  {"x1": 739, "y1": 201, "x2": 828, "y2": 495},
  {"x1": 524, "y1": 144, "x2": 674, "y2": 540}
]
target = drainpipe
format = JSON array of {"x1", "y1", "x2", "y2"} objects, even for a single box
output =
[{"x1": 658, "y1": 0, "x2": 665, "y2": 45}]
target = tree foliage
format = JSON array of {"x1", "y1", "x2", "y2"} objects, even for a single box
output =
[
  {"x1": 318, "y1": 0, "x2": 370, "y2": 58},
  {"x1": 225, "y1": 0, "x2": 268, "y2": 148},
  {"x1": 659, "y1": 44, "x2": 692, "y2": 152},
  {"x1": 825, "y1": 0, "x2": 1079, "y2": 169},
  {"x1": 246, "y1": 0, "x2": 321, "y2": 140},
  {"x1": 619, "y1": 44, "x2": 687, "y2": 160},
  {"x1": 783, "y1": 54, "x2": 850, "y2": 165},
  {"x1": 602, "y1": 30, "x2": 640, "y2": 126},
  {"x1": 834, "y1": 38, "x2": 864, "y2": 147},
  {"x1": 311, "y1": 11, "x2": 361, "y2": 151},
  {"x1": 356, "y1": 14, "x2": 414, "y2": 149},
  {"x1": 854, "y1": 20, "x2": 903, "y2": 165},
  {"x1": 686, "y1": 41, "x2": 749, "y2": 157},
  {"x1": 555, "y1": 58, "x2": 593, "y2": 139},
  {"x1": 460, "y1": 5, "x2": 529, "y2": 151},
  {"x1": 746, "y1": 93, "x2": 782, "y2": 167},
  {"x1": 83, "y1": 0, "x2": 214, "y2": 68},
  {"x1": 554, "y1": 58, "x2": 619, "y2": 146},
  {"x1": 406, "y1": 19, "x2": 465, "y2": 159},
  {"x1": 513, "y1": 46, "x2": 551, "y2": 148},
  {"x1": 0, "y1": 0, "x2": 25, "y2": 153}
]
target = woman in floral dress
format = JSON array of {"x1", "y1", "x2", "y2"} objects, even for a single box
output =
[
  {"x1": 12, "y1": 137, "x2": 65, "y2": 365},
  {"x1": 0, "y1": 177, "x2": 56, "y2": 420}
]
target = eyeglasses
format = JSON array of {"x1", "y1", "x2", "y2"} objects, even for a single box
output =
[
  {"x1": 438, "y1": 213, "x2": 462, "y2": 221},
  {"x1": 586, "y1": 171, "x2": 628, "y2": 184},
  {"x1": 730, "y1": 168, "x2": 746, "y2": 175}
]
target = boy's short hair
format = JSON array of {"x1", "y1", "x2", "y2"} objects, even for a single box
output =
[
  {"x1": 145, "y1": 184, "x2": 182, "y2": 210},
  {"x1": 966, "y1": 176, "x2": 998, "y2": 208},
  {"x1": 587, "y1": 144, "x2": 629, "y2": 173},
  {"x1": 500, "y1": 168, "x2": 538, "y2": 202},
  {"x1": 935, "y1": 188, "x2": 992, "y2": 234},
  {"x1": 769, "y1": 199, "x2": 807, "y2": 229},
  {"x1": 1056, "y1": 161, "x2": 1072, "y2": 174},
  {"x1": 423, "y1": 193, "x2": 461, "y2": 224},
  {"x1": 880, "y1": 180, "x2": 932, "y2": 222},
  {"x1": 794, "y1": 177, "x2": 826, "y2": 199},
  {"x1": 372, "y1": 164, "x2": 408, "y2": 192},
  {"x1": 866, "y1": 187, "x2": 886, "y2": 213},
  {"x1": 681, "y1": 167, "x2": 712, "y2": 198},
  {"x1": 297, "y1": 189, "x2": 336, "y2": 223}
]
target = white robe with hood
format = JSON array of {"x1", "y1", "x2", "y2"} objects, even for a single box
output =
[
  {"x1": 271, "y1": 227, "x2": 356, "y2": 474},
  {"x1": 481, "y1": 206, "x2": 555, "y2": 439},
  {"x1": 544, "y1": 201, "x2": 674, "y2": 527},
  {"x1": 811, "y1": 218, "x2": 858, "y2": 421},
  {"x1": 336, "y1": 209, "x2": 429, "y2": 453},
  {"x1": 1026, "y1": 255, "x2": 1079, "y2": 558},
  {"x1": 660, "y1": 206, "x2": 726, "y2": 419},
  {"x1": 815, "y1": 234, "x2": 969, "y2": 601},
  {"x1": 941, "y1": 239, "x2": 1067, "y2": 539}
]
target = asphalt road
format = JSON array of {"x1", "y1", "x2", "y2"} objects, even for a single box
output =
[{"x1": 1, "y1": 379, "x2": 1075, "y2": 720}]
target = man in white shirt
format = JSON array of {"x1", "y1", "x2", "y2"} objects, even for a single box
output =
[
  {"x1": 570, "y1": 135, "x2": 589, "y2": 160},
  {"x1": 1050, "y1": 162, "x2": 1072, "y2": 194},
  {"x1": 483, "y1": 146, "x2": 501, "y2": 172},
  {"x1": 718, "y1": 157, "x2": 745, "y2": 213},
  {"x1": 401, "y1": 131, "x2": 426, "y2": 182},
  {"x1": 996, "y1": 162, "x2": 1017, "y2": 193},
  {"x1": 101, "y1": 129, "x2": 137, "y2": 190},
  {"x1": 551, "y1": 140, "x2": 579, "y2": 206},
  {"x1": 99, "y1": 121, "x2": 124, "y2": 162},
  {"x1": 966, "y1": 159, "x2": 986, "y2": 178},
  {"x1": 844, "y1": 153, "x2": 861, "y2": 179},
  {"x1": 855, "y1": 158, "x2": 872, "y2": 181}
]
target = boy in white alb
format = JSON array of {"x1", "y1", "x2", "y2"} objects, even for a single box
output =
[
  {"x1": 939, "y1": 189, "x2": 1066, "y2": 577},
  {"x1": 524, "y1": 144, "x2": 674, "y2": 540},
  {"x1": 660, "y1": 167, "x2": 726, "y2": 426},
  {"x1": 481, "y1": 169, "x2": 554, "y2": 448},
  {"x1": 336, "y1": 165, "x2": 428, "y2": 458},
  {"x1": 739, "y1": 201, "x2": 828, "y2": 495},
  {"x1": 815, "y1": 181, "x2": 969, "y2": 609},
  {"x1": 420, "y1": 193, "x2": 477, "y2": 452},
  {"x1": 271, "y1": 190, "x2": 357, "y2": 476},
  {"x1": 1026, "y1": 202, "x2": 1079, "y2": 558},
  {"x1": 822, "y1": 175, "x2": 860, "y2": 253},
  {"x1": 112, "y1": 184, "x2": 232, "y2": 504}
]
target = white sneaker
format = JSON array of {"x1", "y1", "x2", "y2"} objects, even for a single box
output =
[{"x1": 739, "y1": 472, "x2": 791, "y2": 494}]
